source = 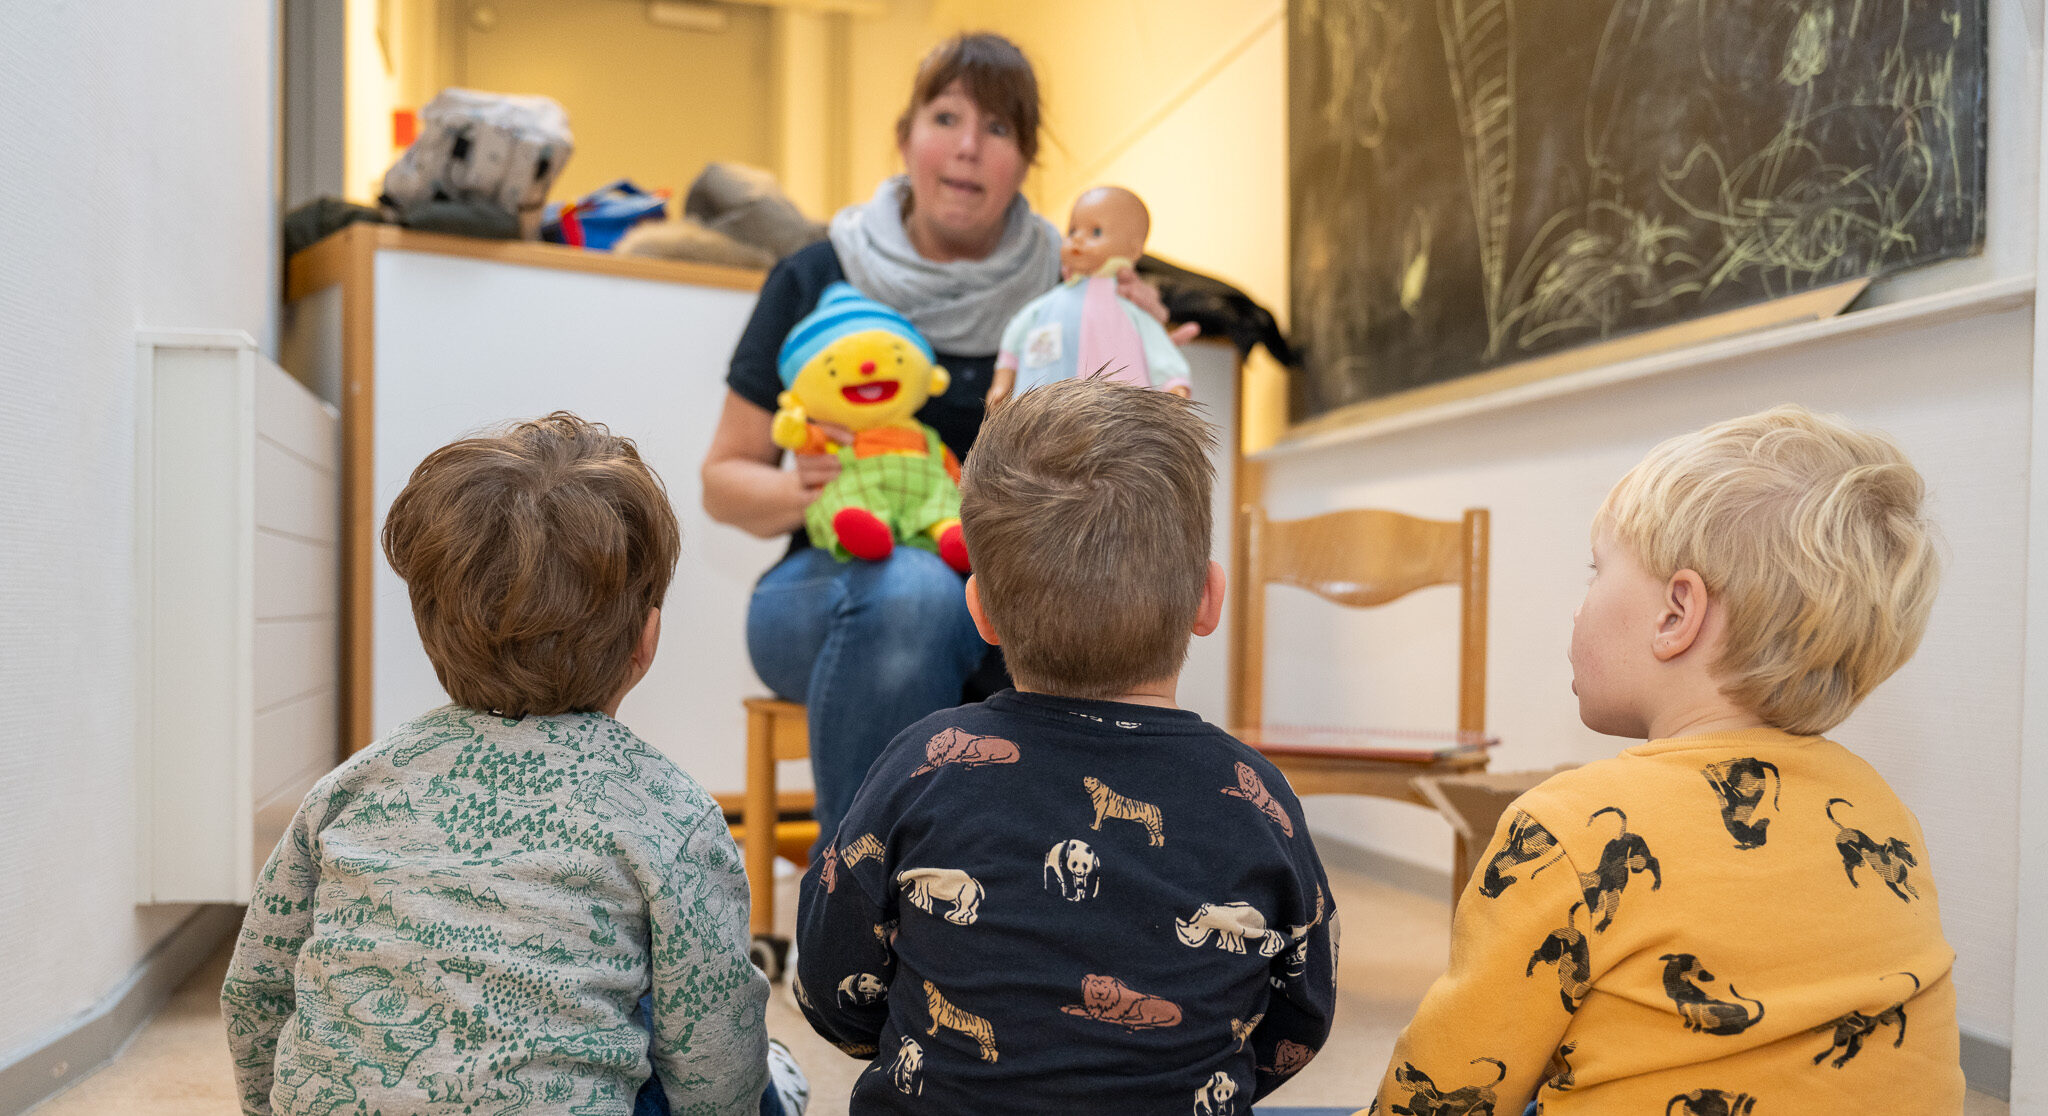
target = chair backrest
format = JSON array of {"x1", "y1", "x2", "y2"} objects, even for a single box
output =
[{"x1": 1229, "y1": 506, "x2": 1489, "y2": 734}]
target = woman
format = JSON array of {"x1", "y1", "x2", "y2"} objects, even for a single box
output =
[{"x1": 702, "y1": 32, "x2": 1182, "y2": 845}]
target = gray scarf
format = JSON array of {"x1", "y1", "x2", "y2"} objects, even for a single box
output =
[{"x1": 829, "y1": 175, "x2": 1061, "y2": 355}]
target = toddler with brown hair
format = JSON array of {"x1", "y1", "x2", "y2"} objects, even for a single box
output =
[
  {"x1": 794, "y1": 379, "x2": 1336, "y2": 1114},
  {"x1": 222, "y1": 413, "x2": 804, "y2": 1116}
]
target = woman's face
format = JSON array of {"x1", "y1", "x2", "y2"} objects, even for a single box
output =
[{"x1": 899, "y1": 80, "x2": 1029, "y2": 261}]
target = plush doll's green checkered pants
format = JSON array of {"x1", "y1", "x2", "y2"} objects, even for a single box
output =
[{"x1": 805, "y1": 426, "x2": 961, "y2": 561}]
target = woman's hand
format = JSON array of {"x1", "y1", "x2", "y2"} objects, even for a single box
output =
[
  {"x1": 702, "y1": 391, "x2": 848, "y2": 538},
  {"x1": 793, "y1": 421, "x2": 854, "y2": 498},
  {"x1": 1116, "y1": 265, "x2": 1201, "y2": 346}
]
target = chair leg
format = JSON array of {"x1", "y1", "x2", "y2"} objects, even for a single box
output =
[
  {"x1": 1450, "y1": 831, "x2": 1472, "y2": 912},
  {"x1": 744, "y1": 705, "x2": 777, "y2": 946}
]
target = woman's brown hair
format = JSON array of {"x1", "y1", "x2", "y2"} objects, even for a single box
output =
[
  {"x1": 381, "y1": 412, "x2": 681, "y2": 717},
  {"x1": 895, "y1": 32, "x2": 1042, "y2": 164}
]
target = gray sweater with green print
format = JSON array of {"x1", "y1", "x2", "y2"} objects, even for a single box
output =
[{"x1": 221, "y1": 705, "x2": 769, "y2": 1116}]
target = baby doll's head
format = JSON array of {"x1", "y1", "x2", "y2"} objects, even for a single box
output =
[
  {"x1": 1583, "y1": 405, "x2": 1940, "y2": 736},
  {"x1": 382, "y1": 412, "x2": 680, "y2": 717},
  {"x1": 777, "y1": 282, "x2": 950, "y2": 430},
  {"x1": 1062, "y1": 186, "x2": 1150, "y2": 279}
]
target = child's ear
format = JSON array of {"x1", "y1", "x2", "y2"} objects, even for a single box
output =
[
  {"x1": 604, "y1": 608, "x2": 663, "y2": 717},
  {"x1": 1654, "y1": 570, "x2": 1709, "y2": 662},
  {"x1": 964, "y1": 576, "x2": 1001, "y2": 646},
  {"x1": 634, "y1": 607, "x2": 662, "y2": 671},
  {"x1": 1191, "y1": 560, "x2": 1226, "y2": 637}
]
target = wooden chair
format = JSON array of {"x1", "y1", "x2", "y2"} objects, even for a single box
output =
[
  {"x1": 718, "y1": 697, "x2": 815, "y2": 979},
  {"x1": 1229, "y1": 506, "x2": 1494, "y2": 906},
  {"x1": 1412, "y1": 765, "x2": 1577, "y2": 893}
]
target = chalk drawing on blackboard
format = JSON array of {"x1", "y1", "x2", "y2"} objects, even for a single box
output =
[
  {"x1": 1439, "y1": 0, "x2": 1517, "y2": 357},
  {"x1": 1288, "y1": 0, "x2": 1986, "y2": 425}
]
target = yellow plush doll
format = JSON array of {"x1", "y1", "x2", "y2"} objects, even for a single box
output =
[{"x1": 773, "y1": 282, "x2": 969, "y2": 572}]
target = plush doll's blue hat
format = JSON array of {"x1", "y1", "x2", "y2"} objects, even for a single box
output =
[{"x1": 777, "y1": 282, "x2": 935, "y2": 387}]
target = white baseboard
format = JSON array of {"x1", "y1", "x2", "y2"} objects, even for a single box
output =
[
  {"x1": 0, "y1": 905, "x2": 241, "y2": 1114},
  {"x1": 1962, "y1": 1028, "x2": 2011, "y2": 1101}
]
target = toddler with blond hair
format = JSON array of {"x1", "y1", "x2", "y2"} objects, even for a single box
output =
[{"x1": 1367, "y1": 404, "x2": 1962, "y2": 1114}]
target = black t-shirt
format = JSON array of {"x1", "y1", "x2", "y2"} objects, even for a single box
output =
[{"x1": 792, "y1": 689, "x2": 1339, "y2": 1114}]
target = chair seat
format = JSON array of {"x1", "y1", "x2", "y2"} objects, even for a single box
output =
[
  {"x1": 1237, "y1": 724, "x2": 1494, "y2": 906},
  {"x1": 1236, "y1": 725, "x2": 1493, "y2": 808}
]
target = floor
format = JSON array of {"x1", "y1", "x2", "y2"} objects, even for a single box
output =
[{"x1": 31, "y1": 862, "x2": 2010, "y2": 1115}]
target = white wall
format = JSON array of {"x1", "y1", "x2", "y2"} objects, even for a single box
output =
[
  {"x1": 0, "y1": 0, "x2": 278, "y2": 1060},
  {"x1": 2012, "y1": 70, "x2": 2048, "y2": 1104},
  {"x1": 344, "y1": 0, "x2": 402, "y2": 204},
  {"x1": 447, "y1": 0, "x2": 778, "y2": 206}
]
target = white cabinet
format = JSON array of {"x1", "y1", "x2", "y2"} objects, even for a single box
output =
[{"x1": 135, "y1": 331, "x2": 342, "y2": 903}]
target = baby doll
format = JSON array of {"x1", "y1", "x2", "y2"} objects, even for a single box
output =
[
  {"x1": 988, "y1": 186, "x2": 1192, "y2": 409},
  {"x1": 773, "y1": 282, "x2": 969, "y2": 572}
]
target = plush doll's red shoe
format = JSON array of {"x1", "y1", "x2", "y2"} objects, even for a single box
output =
[
  {"x1": 832, "y1": 507, "x2": 895, "y2": 562},
  {"x1": 935, "y1": 522, "x2": 970, "y2": 573}
]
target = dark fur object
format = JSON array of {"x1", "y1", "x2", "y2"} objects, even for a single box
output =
[
  {"x1": 1136, "y1": 253, "x2": 1297, "y2": 367},
  {"x1": 612, "y1": 220, "x2": 774, "y2": 268}
]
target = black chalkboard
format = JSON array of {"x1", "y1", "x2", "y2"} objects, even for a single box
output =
[{"x1": 1288, "y1": 0, "x2": 1987, "y2": 423}]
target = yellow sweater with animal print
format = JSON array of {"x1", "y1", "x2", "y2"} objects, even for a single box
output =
[{"x1": 1363, "y1": 727, "x2": 1961, "y2": 1115}]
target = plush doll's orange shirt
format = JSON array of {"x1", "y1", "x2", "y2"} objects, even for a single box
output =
[{"x1": 784, "y1": 422, "x2": 961, "y2": 483}]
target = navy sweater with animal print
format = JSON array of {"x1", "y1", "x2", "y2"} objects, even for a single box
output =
[
  {"x1": 1366, "y1": 726, "x2": 1962, "y2": 1116},
  {"x1": 795, "y1": 689, "x2": 1337, "y2": 1114}
]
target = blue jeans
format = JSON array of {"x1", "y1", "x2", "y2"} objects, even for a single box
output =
[{"x1": 746, "y1": 545, "x2": 987, "y2": 847}]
